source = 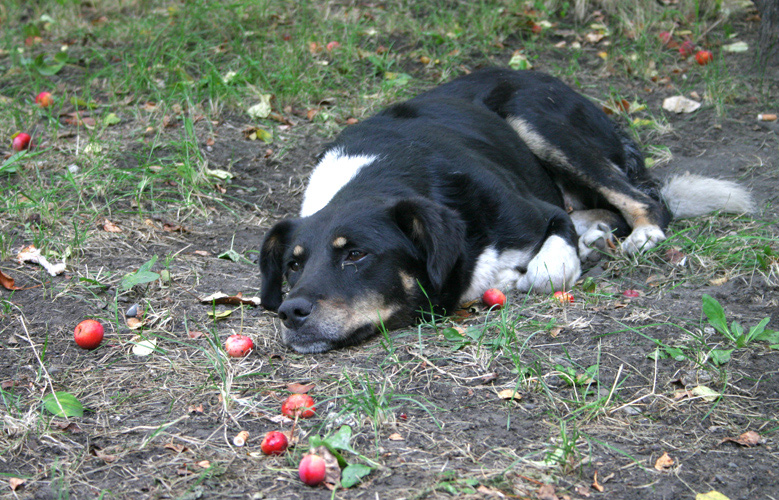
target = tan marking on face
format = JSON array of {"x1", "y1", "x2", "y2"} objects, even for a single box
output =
[
  {"x1": 411, "y1": 217, "x2": 425, "y2": 240},
  {"x1": 309, "y1": 294, "x2": 401, "y2": 340},
  {"x1": 399, "y1": 271, "x2": 416, "y2": 292},
  {"x1": 293, "y1": 245, "x2": 305, "y2": 257},
  {"x1": 332, "y1": 236, "x2": 348, "y2": 249}
]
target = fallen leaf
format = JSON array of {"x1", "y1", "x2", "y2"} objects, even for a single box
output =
[
  {"x1": 0, "y1": 270, "x2": 21, "y2": 290},
  {"x1": 311, "y1": 445, "x2": 341, "y2": 486},
  {"x1": 188, "y1": 404, "x2": 204, "y2": 413},
  {"x1": 247, "y1": 94, "x2": 273, "y2": 120},
  {"x1": 126, "y1": 317, "x2": 144, "y2": 330},
  {"x1": 103, "y1": 113, "x2": 121, "y2": 126},
  {"x1": 92, "y1": 448, "x2": 118, "y2": 463},
  {"x1": 287, "y1": 382, "x2": 315, "y2": 394},
  {"x1": 164, "y1": 443, "x2": 188, "y2": 453},
  {"x1": 131, "y1": 336, "x2": 157, "y2": 356},
  {"x1": 537, "y1": 483, "x2": 559, "y2": 500},
  {"x1": 508, "y1": 50, "x2": 532, "y2": 70},
  {"x1": 162, "y1": 223, "x2": 187, "y2": 232},
  {"x1": 662, "y1": 95, "x2": 701, "y2": 114},
  {"x1": 654, "y1": 451, "x2": 674, "y2": 471},
  {"x1": 497, "y1": 389, "x2": 523, "y2": 401},
  {"x1": 207, "y1": 309, "x2": 233, "y2": 320},
  {"x1": 188, "y1": 330, "x2": 204, "y2": 339},
  {"x1": 709, "y1": 277, "x2": 728, "y2": 286},
  {"x1": 193, "y1": 250, "x2": 210, "y2": 256},
  {"x1": 722, "y1": 41, "x2": 748, "y2": 52},
  {"x1": 197, "y1": 460, "x2": 211, "y2": 468},
  {"x1": 103, "y1": 219, "x2": 122, "y2": 233},
  {"x1": 691, "y1": 385, "x2": 720, "y2": 402},
  {"x1": 696, "y1": 491, "x2": 731, "y2": 500},
  {"x1": 203, "y1": 167, "x2": 233, "y2": 180},
  {"x1": 578, "y1": 483, "x2": 594, "y2": 496},
  {"x1": 388, "y1": 433, "x2": 404, "y2": 441},
  {"x1": 720, "y1": 430, "x2": 762, "y2": 447},
  {"x1": 665, "y1": 247, "x2": 686, "y2": 265},
  {"x1": 9, "y1": 478, "x2": 25, "y2": 491},
  {"x1": 242, "y1": 125, "x2": 273, "y2": 143}
]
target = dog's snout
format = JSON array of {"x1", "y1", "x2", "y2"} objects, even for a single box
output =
[{"x1": 278, "y1": 297, "x2": 314, "y2": 329}]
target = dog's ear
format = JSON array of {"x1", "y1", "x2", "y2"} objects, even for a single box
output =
[
  {"x1": 260, "y1": 219, "x2": 298, "y2": 311},
  {"x1": 391, "y1": 198, "x2": 466, "y2": 292}
]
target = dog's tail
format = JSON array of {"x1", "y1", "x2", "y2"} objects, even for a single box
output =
[{"x1": 660, "y1": 173, "x2": 755, "y2": 219}]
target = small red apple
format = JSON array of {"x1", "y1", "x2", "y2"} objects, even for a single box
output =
[
  {"x1": 530, "y1": 23, "x2": 542, "y2": 34},
  {"x1": 326, "y1": 41, "x2": 341, "y2": 51},
  {"x1": 482, "y1": 288, "x2": 507, "y2": 309},
  {"x1": 35, "y1": 91, "x2": 53, "y2": 107},
  {"x1": 623, "y1": 289, "x2": 640, "y2": 298},
  {"x1": 11, "y1": 133, "x2": 32, "y2": 151},
  {"x1": 298, "y1": 454, "x2": 327, "y2": 486},
  {"x1": 281, "y1": 393, "x2": 316, "y2": 419},
  {"x1": 260, "y1": 431, "x2": 288, "y2": 455},
  {"x1": 658, "y1": 31, "x2": 673, "y2": 46},
  {"x1": 678, "y1": 40, "x2": 695, "y2": 57},
  {"x1": 553, "y1": 291, "x2": 574, "y2": 304},
  {"x1": 74, "y1": 319, "x2": 104, "y2": 350},
  {"x1": 695, "y1": 50, "x2": 713, "y2": 65},
  {"x1": 224, "y1": 334, "x2": 253, "y2": 357}
]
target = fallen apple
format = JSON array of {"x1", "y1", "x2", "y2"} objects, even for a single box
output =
[
  {"x1": 678, "y1": 40, "x2": 695, "y2": 57},
  {"x1": 35, "y1": 91, "x2": 53, "y2": 107},
  {"x1": 281, "y1": 393, "x2": 316, "y2": 419},
  {"x1": 74, "y1": 319, "x2": 104, "y2": 350},
  {"x1": 658, "y1": 31, "x2": 673, "y2": 46},
  {"x1": 553, "y1": 291, "x2": 574, "y2": 304},
  {"x1": 224, "y1": 334, "x2": 253, "y2": 357},
  {"x1": 11, "y1": 133, "x2": 32, "y2": 151},
  {"x1": 298, "y1": 454, "x2": 326, "y2": 486},
  {"x1": 695, "y1": 50, "x2": 713, "y2": 66},
  {"x1": 482, "y1": 288, "x2": 507, "y2": 309},
  {"x1": 260, "y1": 431, "x2": 288, "y2": 455},
  {"x1": 623, "y1": 289, "x2": 640, "y2": 298}
]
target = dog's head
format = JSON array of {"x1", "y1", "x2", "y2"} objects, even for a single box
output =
[{"x1": 260, "y1": 197, "x2": 466, "y2": 353}]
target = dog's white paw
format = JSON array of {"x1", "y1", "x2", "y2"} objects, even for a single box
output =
[
  {"x1": 516, "y1": 235, "x2": 581, "y2": 293},
  {"x1": 578, "y1": 222, "x2": 615, "y2": 263},
  {"x1": 621, "y1": 225, "x2": 666, "y2": 254}
]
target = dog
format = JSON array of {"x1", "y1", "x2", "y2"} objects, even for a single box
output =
[{"x1": 260, "y1": 67, "x2": 753, "y2": 353}]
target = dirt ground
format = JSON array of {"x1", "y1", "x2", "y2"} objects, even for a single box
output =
[{"x1": 2, "y1": 11, "x2": 778, "y2": 500}]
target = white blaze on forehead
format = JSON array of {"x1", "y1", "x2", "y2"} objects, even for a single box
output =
[{"x1": 300, "y1": 147, "x2": 378, "y2": 217}]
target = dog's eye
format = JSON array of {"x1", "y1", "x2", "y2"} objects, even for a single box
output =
[
  {"x1": 345, "y1": 250, "x2": 367, "y2": 262},
  {"x1": 288, "y1": 260, "x2": 301, "y2": 272}
]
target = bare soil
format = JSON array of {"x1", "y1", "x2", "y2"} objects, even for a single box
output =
[{"x1": 2, "y1": 12, "x2": 778, "y2": 500}]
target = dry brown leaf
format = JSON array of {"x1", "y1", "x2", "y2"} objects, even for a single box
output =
[
  {"x1": 720, "y1": 430, "x2": 762, "y2": 447},
  {"x1": 665, "y1": 247, "x2": 686, "y2": 265},
  {"x1": 164, "y1": 443, "x2": 188, "y2": 453},
  {"x1": 537, "y1": 483, "x2": 559, "y2": 500},
  {"x1": 497, "y1": 389, "x2": 522, "y2": 401},
  {"x1": 287, "y1": 382, "x2": 315, "y2": 394},
  {"x1": 579, "y1": 482, "x2": 594, "y2": 495},
  {"x1": 188, "y1": 330, "x2": 204, "y2": 339},
  {"x1": 163, "y1": 223, "x2": 187, "y2": 232},
  {"x1": 549, "y1": 327, "x2": 563, "y2": 338},
  {"x1": 126, "y1": 317, "x2": 144, "y2": 329},
  {"x1": 9, "y1": 478, "x2": 25, "y2": 491},
  {"x1": 654, "y1": 451, "x2": 674, "y2": 471},
  {"x1": 103, "y1": 219, "x2": 122, "y2": 233},
  {"x1": 193, "y1": 250, "x2": 210, "y2": 256},
  {"x1": 311, "y1": 446, "x2": 341, "y2": 486},
  {"x1": 188, "y1": 404, "x2": 204, "y2": 413},
  {"x1": 388, "y1": 433, "x2": 404, "y2": 441},
  {"x1": 591, "y1": 471, "x2": 603, "y2": 492},
  {"x1": 93, "y1": 448, "x2": 118, "y2": 463},
  {"x1": 0, "y1": 270, "x2": 21, "y2": 290},
  {"x1": 197, "y1": 460, "x2": 211, "y2": 468}
]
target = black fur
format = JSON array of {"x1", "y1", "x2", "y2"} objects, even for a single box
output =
[{"x1": 260, "y1": 68, "x2": 671, "y2": 353}]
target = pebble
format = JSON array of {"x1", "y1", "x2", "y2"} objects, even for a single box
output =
[{"x1": 126, "y1": 304, "x2": 139, "y2": 317}]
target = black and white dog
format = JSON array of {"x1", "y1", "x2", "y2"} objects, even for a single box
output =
[{"x1": 260, "y1": 67, "x2": 753, "y2": 353}]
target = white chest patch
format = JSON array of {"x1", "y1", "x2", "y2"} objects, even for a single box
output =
[{"x1": 300, "y1": 148, "x2": 378, "y2": 217}]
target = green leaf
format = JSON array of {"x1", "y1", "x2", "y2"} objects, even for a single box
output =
[
  {"x1": 702, "y1": 294, "x2": 729, "y2": 337},
  {"x1": 43, "y1": 392, "x2": 84, "y2": 417},
  {"x1": 0, "y1": 150, "x2": 29, "y2": 175},
  {"x1": 325, "y1": 425, "x2": 357, "y2": 454},
  {"x1": 103, "y1": 113, "x2": 121, "y2": 126},
  {"x1": 33, "y1": 53, "x2": 67, "y2": 76},
  {"x1": 121, "y1": 255, "x2": 160, "y2": 290},
  {"x1": 754, "y1": 328, "x2": 779, "y2": 344},
  {"x1": 665, "y1": 346, "x2": 686, "y2": 361},
  {"x1": 746, "y1": 317, "x2": 771, "y2": 343},
  {"x1": 340, "y1": 464, "x2": 372, "y2": 488},
  {"x1": 709, "y1": 349, "x2": 733, "y2": 366}
]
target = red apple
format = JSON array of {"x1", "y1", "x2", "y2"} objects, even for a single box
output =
[
  {"x1": 224, "y1": 334, "x2": 253, "y2": 357},
  {"x1": 260, "y1": 431, "x2": 288, "y2": 455},
  {"x1": 74, "y1": 319, "x2": 104, "y2": 350},
  {"x1": 11, "y1": 133, "x2": 32, "y2": 151},
  {"x1": 281, "y1": 393, "x2": 316, "y2": 419},
  {"x1": 326, "y1": 41, "x2": 341, "y2": 51},
  {"x1": 298, "y1": 454, "x2": 327, "y2": 486},
  {"x1": 482, "y1": 288, "x2": 507, "y2": 309},
  {"x1": 623, "y1": 289, "x2": 640, "y2": 298},
  {"x1": 678, "y1": 40, "x2": 695, "y2": 57},
  {"x1": 658, "y1": 31, "x2": 673, "y2": 46},
  {"x1": 553, "y1": 291, "x2": 574, "y2": 304},
  {"x1": 35, "y1": 91, "x2": 53, "y2": 108},
  {"x1": 695, "y1": 50, "x2": 713, "y2": 65},
  {"x1": 530, "y1": 23, "x2": 542, "y2": 34}
]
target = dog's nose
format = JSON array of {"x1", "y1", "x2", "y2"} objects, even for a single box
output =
[{"x1": 277, "y1": 297, "x2": 313, "y2": 330}]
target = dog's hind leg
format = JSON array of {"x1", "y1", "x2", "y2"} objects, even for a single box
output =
[{"x1": 569, "y1": 209, "x2": 630, "y2": 263}]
